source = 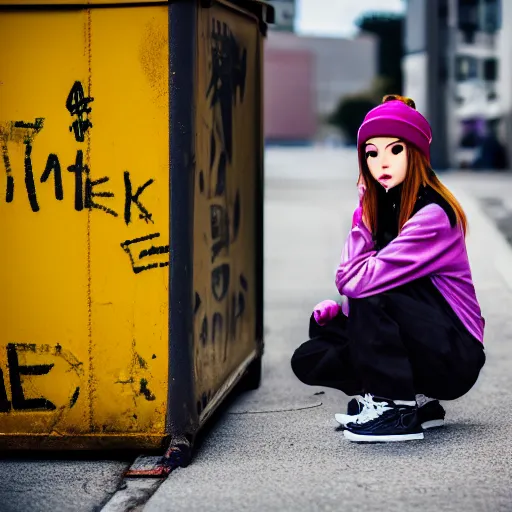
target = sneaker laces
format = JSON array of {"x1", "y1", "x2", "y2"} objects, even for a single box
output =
[{"x1": 352, "y1": 393, "x2": 392, "y2": 424}]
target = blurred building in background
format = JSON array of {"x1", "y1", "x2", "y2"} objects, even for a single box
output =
[
  {"x1": 404, "y1": 0, "x2": 509, "y2": 170},
  {"x1": 264, "y1": 30, "x2": 378, "y2": 145},
  {"x1": 266, "y1": 0, "x2": 295, "y2": 32},
  {"x1": 497, "y1": 0, "x2": 512, "y2": 170}
]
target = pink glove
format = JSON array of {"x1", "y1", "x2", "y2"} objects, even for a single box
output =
[{"x1": 313, "y1": 300, "x2": 342, "y2": 326}]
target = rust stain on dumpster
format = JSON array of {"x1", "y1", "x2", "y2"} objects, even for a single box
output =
[
  {"x1": 139, "y1": 16, "x2": 168, "y2": 109},
  {"x1": 86, "y1": 5, "x2": 95, "y2": 433}
]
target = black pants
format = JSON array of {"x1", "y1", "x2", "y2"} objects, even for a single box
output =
[{"x1": 291, "y1": 278, "x2": 486, "y2": 401}]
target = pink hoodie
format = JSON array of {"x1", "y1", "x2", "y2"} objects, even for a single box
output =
[{"x1": 315, "y1": 188, "x2": 485, "y2": 343}]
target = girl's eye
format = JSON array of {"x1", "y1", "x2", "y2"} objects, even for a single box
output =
[
  {"x1": 365, "y1": 150, "x2": 378, "y2": 159},
  {"x1": 391, "y1": 144, "x2": 404, "y2": 155}
]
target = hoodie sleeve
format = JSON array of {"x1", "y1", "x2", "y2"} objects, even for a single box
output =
[
  {"x1": 336, "y1": 204, "x2": 462, "y2": 298},
  {"x1": 341, "y1": 215, "x2": 374, "y2": 264}
]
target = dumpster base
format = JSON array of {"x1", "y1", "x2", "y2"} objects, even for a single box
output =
[
  {"x1": 198, "y1": 348, "x2": 262, "y2": 427},
  {"x1": 0, "y1": 349, "x2": 263, "y2": 457},
  {"x1": 124, "y1": 349, "x2": 263, "y2": 477},
  {"x1": 125, "y1": 439, "x2": 192, "y2": 477},
  {"x1": 0, "y1": 433, "x2": 169, "y2": 452}
]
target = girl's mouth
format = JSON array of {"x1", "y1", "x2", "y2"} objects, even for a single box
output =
[{"x1": 379, "y1": 174, "x2": 392, "y2": 180}]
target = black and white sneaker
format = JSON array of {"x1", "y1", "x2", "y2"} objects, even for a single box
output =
[
  {"x1": 334, "y1": 395, "x2": 364, "y2": 427},
  {"x1": 336, "y1": 393, "x2": 445, "y2": 431},
  {"x1": 416, "y1": 395, "x2": 445, "y2": 430},
  {"x1": 342, "y1": 394, "x2": 424, "y2": 443}
]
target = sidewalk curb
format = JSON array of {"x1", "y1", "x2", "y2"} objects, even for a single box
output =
[{"x1": 100, "y1": 477, "x2": 164, "y2": 512}]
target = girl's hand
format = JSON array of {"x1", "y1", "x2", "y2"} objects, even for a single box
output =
[{"x1": 313, "y1": 300, "x2": 341, "y2": 326}]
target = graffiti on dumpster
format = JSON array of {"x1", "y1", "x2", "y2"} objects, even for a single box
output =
[
  {"x1": 0, "y1": 118, "x2": 45, "y2": 212},
  {"x1": 207, "y1": 17, "x2": 247, "y2": 163},
  {"x1": 124, "y1": 171, "x2": 155, "y2": 225},
  {"x1": 0, "y1": 343, "x2": 83, "y2": 413},
  {"x1": 0, "y1": 81, "x2": 169, "y2": 274},
  {"x1": 114, "y1": 339, "x2": 157, "y2": 404},
  {"x1": 66, "y1": 80, "x2": 94, "y2": 143},
  {"x1": 121, "y1": 232, "x2": 170, "y2": 274},
  {"x1": 194, "y1": 18, "x2": 251, "y2": 416},
  {"x1": 1, "y1": 128, "x2": 14, "y2": 203},
  {"x1": 67, "y1": 149, "x2": 118, "y2": 217},
  {"x1": 41, "y1": 153, "x2": 64, "y2": 201}
]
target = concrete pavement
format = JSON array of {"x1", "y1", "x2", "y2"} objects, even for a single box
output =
[
  {"x1": 0, "y1": 455, "x2": 130, "y2": 512},
  {"x1": 1, "y1": 148, "x2": 512, "y2": 511}
]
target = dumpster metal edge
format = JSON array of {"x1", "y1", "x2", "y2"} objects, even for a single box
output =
[
  {"x1": 167, "y1": 0, "x2": 198, "y2": 445},
  {"x1": 255, "y1": 9, "x2": 265, "y2": 356}
]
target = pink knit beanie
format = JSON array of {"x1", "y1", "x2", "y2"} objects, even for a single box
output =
[{"x1": 357, "y1": 99, "x2": 433, "y2": 162}]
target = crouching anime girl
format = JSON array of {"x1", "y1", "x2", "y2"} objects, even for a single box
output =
[{"x1": 291, "y1": 95, "x2": 486, "y2": 443}]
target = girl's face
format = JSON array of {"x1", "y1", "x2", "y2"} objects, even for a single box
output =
[{"x1": 364, "y1": 137, "x2": 407, "y2": 191}]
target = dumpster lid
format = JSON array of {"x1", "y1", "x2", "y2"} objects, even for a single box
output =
[
  {"x1": 0, "y1": 0, "x2": 275, "y2": 23},
  {"x1": 226, "y1": 0, "x2": 275, "y2": 24},
  {"x1": 0, "y1": 0, "x2": 168, "y2": 4}
]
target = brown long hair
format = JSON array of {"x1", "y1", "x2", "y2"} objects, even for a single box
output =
[{"x1": 359, "y1": 143, "x2": 468, "y2": 237}]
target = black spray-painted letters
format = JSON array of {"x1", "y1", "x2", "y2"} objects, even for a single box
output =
[
  {"x1": 0, "y1": 344, "x2": 56, "y2": 412},
  {"x1": 120, "y1": 233, "x2": 170, "y2": 274},
  {"x1": 0, "y1": 81, "x2": 167, "y2": 276},
  {"x1": 66, "y1": 81, "x2": 94, "y2": 142}
]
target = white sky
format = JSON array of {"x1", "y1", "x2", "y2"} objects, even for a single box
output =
[{"x1": 295, "y1": 0, "x2": 406, "y2": 38}]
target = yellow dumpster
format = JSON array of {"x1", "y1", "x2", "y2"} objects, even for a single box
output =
[{"x1": 0, "y1": 0, "x2": 273, "y2": 468}]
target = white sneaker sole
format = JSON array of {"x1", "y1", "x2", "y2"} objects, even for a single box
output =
[
  {"x1": 334, "y1": 413, "x2": 353, "y2": 426},
  {"x1": 343, "y1": 430, "x2": 424, "y2": 443},
  {"x1": 421, "y1": 419, "x2": 445, "y2": 430}
]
